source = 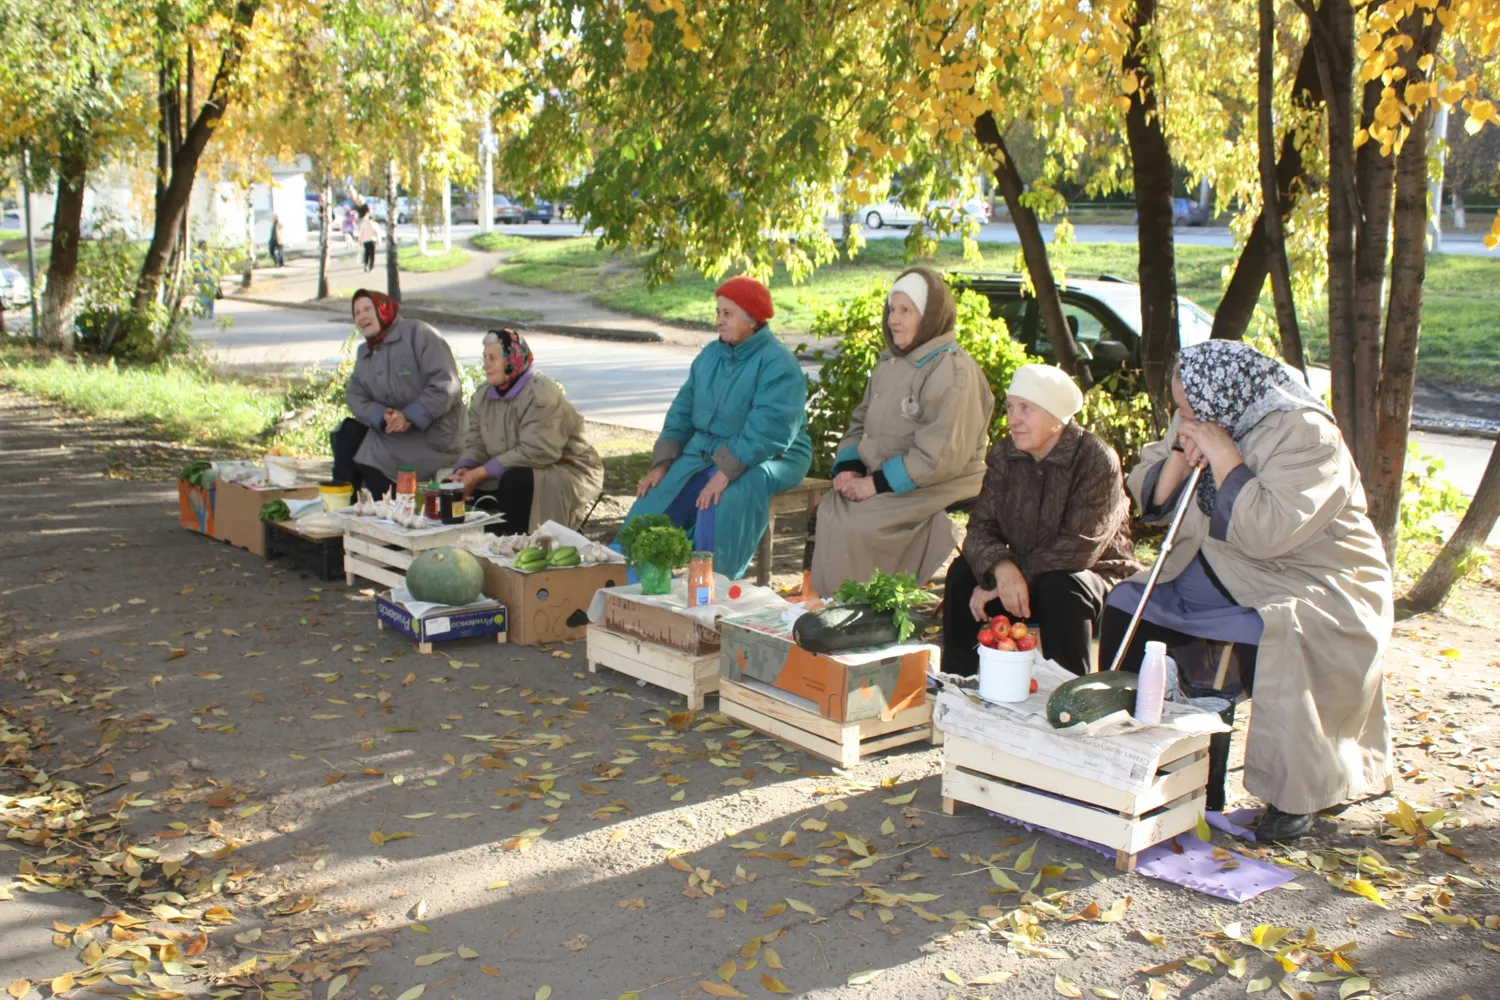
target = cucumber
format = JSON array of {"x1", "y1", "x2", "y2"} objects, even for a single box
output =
[
  {"x1": 515, "y1": 547, "x2": 545, "y2": 563},
  {"x1": 548, "y1": 546, "x2": 578, "y2": 562},
  {"x1": 1046, "y1": 672, "x2": 1140, "y2": 728},
  {"x1": 792, "y1": 604, "x2": 900, "y2": 654}
]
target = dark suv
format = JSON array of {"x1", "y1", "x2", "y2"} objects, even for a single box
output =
[{"x1": 949, "y1": 272, "x2": 1214, "y2": 385}]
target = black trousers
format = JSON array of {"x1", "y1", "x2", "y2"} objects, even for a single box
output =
[
  {"x1": 1096, "y1": 605, "x2": 1259, "y2": 695},
  {"x1": 943, "y1": 557, "x2": 1107, "y2": 677},
  {"x1": 362, "y1": 241, "x2": 376, "y2": 270},
  {"x1": 330, "y1": 418, "x2": 395, "y2": 498},
  {"x1": 471, "y1": 467, "x2": 535, "y2": 535}
]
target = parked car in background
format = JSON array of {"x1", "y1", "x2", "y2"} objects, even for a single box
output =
[
  {"x1": 949, "y1": 271, "x2": 1214, "y2": 387},
  {"x1": 855, "y1": 200, "x2": 923, "y2": 230},
  {"x1": 493, "y1": 195, "x2": 526, "y2": 225},
  {"x1": 451, "y1": 194, "x2": 481, "y2": 225},
  {"x1": 364, "y1": 197, "x2": 411, "y2": 224},
  {"x1": 932, "y1": 196, "x2": 991, "y2": 227},
  {"x1": 521, "y1": 199, "x2": 553, "y2": 224},
  {"x1": 1173, "y1": 197, "x2": 1210, "y2": 226},
  {"x1": 0, "y1": 264, "x2": 31, "y2": 309}
]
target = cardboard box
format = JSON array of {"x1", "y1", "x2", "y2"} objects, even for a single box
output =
[
  {"x1": 602, "y1": 592, "x2": 720, "y2": 655},
  {"x1": 376, "y1": 592, "x2": 507, "y2": 649},
  {"x1": 719, "y1": 612, "x2": 930, "y2": 723},
  {"x1": 481, "y1": 561, "x2": 626, "y2": 645},
  {"x1": 213, "y1": 481, "x2": 320, "y2": 557},
  {"x1": 178, "y1": 480, "x2": 215, "y2": 536}
]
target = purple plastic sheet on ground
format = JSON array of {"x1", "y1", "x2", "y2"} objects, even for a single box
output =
[{"x1": 990, "y1": 810, "x2": 1295, "y2": 902}]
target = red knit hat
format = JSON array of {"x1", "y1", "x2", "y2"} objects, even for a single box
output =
[{"x1": 715, "y1": 276, "x2": 774, "y2": 326}]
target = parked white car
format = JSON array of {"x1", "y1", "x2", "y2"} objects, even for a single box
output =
[
  {"x1": 0, "y1": 265, "x2": 30, "y2": 309},
  {"x1": 856, "y1": 200, "x2": 923, "y2": 230}
]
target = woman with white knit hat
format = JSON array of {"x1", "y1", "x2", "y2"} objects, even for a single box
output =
[
  {"x1": 943, "y1": 363, "x2": 1141, "y2": 677},
  {"x1": 809, "y1": 267, "x2": 995, "y2": 597}
]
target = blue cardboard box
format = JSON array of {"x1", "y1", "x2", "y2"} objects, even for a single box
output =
[{"x1": 376, "y1": 592, "x2": 508, "y2": 651}]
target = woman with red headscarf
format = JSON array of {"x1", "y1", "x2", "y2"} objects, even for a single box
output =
[{"x1": 331, "y1": 289, "x2": 463, "y2": 497}]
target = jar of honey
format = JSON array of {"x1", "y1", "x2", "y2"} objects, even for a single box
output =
[
  {"x1": 423, "y1": 483, "x2": 441, "y2": 520},
  {"x1": 689, "y1": 551, "x2": 714, "y2": 607},
  {"x1": 439, "y1": 482, "x2": 467, "y2": 524},
  {"x1": 396, "y1": 467, "x2": 418, "y2": 496}
]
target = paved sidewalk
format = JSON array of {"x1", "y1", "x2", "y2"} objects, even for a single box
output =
[{"x1": 229, "y1": 241, "x2": 711, "y2": 346}]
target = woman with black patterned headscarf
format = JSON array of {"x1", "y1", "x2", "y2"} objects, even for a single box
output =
[{"x1": 1101, "y1": 341, "x2": 1393, "y2": 843}]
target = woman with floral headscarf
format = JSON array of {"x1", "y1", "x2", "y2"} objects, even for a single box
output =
[
  {"x1": 332, "y1": 289, "x2": 463, "y2": 497},
  {"x1": 808, "y1": 267, "x2": 995, "y2": 597},
  {"x1": 1102, "y1": 341, "x2": 1393, "y2": 842},
  {"x1": 446, "y1": 328, "x2": 603, "y2": 532}
]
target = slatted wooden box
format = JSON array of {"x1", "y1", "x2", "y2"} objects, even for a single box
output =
[
  {"x1": 586, "y1": 626, "x2": 719, "y2": 710},
  {"x1": 719, "y1": 678, "x2": 939, "y2": 769},
  {"x1": 342, "y1": 516, "x2": 484, "y2": 590}
]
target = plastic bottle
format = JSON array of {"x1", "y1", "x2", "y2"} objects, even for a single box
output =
[{"x1": 1135, "y1": 640, "x2": 1167, "y2": 725}]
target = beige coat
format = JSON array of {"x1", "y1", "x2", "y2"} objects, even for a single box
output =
[
  {"x1": 456, "y1": 374, "x2": 604, "y2": 531},
  {"x1": 811, "y1": 330, "x2": 995, "y2": 594},
  {"x1": 1126, "y1": 409, "x2": 1393, "y2": 814}
]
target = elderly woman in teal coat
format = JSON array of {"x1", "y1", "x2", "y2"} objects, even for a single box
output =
[{"x1": 619, "y1": 276, "x2": 812, "y2": 580}]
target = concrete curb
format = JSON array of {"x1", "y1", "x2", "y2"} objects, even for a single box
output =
[{"x1": 222, "y1": 294, "x2": 665, "y2": 345}]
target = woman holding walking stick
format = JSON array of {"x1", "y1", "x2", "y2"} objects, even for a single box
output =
[{"x1": 1100, "y1": 341, "x2": 1393, "y2": 842}]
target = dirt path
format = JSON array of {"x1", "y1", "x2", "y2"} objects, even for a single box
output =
[{"x1": 1, "y1": 389, "x2": 1497, "y2": 1000}]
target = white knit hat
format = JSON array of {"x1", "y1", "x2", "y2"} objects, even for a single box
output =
[
  {"x1": 1007, "y1": 364, "x2": 1084, "y2": 422},
  {"x1": 889, "y1": 272, "x2": 928, "y2": 316}
]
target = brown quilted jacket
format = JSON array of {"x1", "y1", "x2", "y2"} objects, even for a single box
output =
[{"x1": 961, "y1": 422, "x2": 1141, "y2": 585}]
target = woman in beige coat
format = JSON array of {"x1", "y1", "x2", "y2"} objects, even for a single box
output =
[
  {"x1": 809, "y1": 268, "x2": 995, "y2": 596},
  {"x1": 448, "y1": 329, "x2": 604, "y2": 532},
  {"x1": 1102, "y1": 340, "x2": 1392, "y2": 842}
]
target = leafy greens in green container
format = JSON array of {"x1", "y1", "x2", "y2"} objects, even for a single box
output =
[
  {"x1": 618, "y1": 514, "x2": 693, "y2": 570},
  {"x1": 833, "y1": 569, "x2": 935, "y2": 642}
]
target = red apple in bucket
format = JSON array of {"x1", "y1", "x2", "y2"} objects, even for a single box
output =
[
  {"x1": 990, "y1": 614, "x2": 1011, "y2": 634},
  {"x1": 1015, "y1": 634, "x2": 1038, "y2": 652},
  {"x1": 1010, "y1": 622, "x2": 1029, "y2": 640},
  {"x1": 993, "y1": 635, "x2": 1018, "y2": 651},
  {"x1": 977, "y1": 627, "x2": 999, "y2": 649}
]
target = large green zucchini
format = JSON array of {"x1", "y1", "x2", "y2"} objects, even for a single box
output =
[
  {"x1": 1046, "y1": 672, "x2": 1140, "y2": 728},
  {"x1": 792, "y1": 604, "x2": 899, "y2": 654}
]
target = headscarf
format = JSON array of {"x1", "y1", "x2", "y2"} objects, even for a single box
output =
[
  {"x1": 352, "y1": 289, "x2": 400, "y2": 351},
  {"x1": 1175, "y1": 340, "x2": 1332, "y2": 514},
  {"x1": 483, "y1": 328, "x2": 534, "y2": 394},
  {"x1": 883, "y1": 267, "x2": 955, "y2": 358}
]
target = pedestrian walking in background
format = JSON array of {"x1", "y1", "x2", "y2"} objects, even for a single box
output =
[
  {"x1": 358, "y1": 207, "x2": 379, "y2": 273},
  {"x1": 342, "y1": 205, "x2": 357, "y2": 248},
  {"x1": 268, "y1": 214, "x2": 285, "y2": 268}
]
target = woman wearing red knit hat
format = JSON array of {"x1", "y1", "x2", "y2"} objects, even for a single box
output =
[{"x1": 616, "y1": 276, "x2": 812, "y2": 580}]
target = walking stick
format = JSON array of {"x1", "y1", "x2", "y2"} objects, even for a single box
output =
[{"x1": 1105, "y1": 463, "x2": 1204, "y2": 673}]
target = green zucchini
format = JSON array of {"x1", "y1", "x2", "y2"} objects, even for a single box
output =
[
  {"x1": 1046, "y1": 672, "x2": 1140, "y2": 728},
  {"x1": 792, "y1": 604, "x2": 899, "y2": 654}
]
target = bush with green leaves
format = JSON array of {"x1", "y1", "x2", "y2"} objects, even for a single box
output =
[
  {"x1": 1076, "y1": 371, "x2": 1157, "y2": 472},
  {"x1": 802, "y1": 280, "x2": 1036, "y2": 475},
  {"x1": 1396, "y1": 446, "x2": 1473, "y2": 582}
]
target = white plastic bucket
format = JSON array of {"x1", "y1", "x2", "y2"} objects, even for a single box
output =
[
  {"x1": 977, "y1": 645, "x2": 1037, "y2": 703},
  {"x1": 265, "y1": 455, "x2": 300, "y2": 488}
]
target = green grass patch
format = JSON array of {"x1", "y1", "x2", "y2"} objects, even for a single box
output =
[
  {"x1": 468, "y1": 233, "x2": 532, "y2": 253},
  {"x1": 0, "y1": 229, "x2": 23, "y2": 241},
  {"x1": 397, "y1": 244, "x2": 472, "y2": 273},
  {"x1": 0, "y1": 350, "x2": 282, "y2": 449}
]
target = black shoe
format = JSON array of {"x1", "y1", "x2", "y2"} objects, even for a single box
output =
[{"x1": 1256, "y1": 806, "x2": 1313, "y2": 842}]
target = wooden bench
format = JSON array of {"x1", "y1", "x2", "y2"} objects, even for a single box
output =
[{"x1": 752, "y1": 477, "x2": 831, "y2": 586}]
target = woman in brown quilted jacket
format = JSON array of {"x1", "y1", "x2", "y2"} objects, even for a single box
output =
[{"x1": 943, "y1": 364, "x2": 1140, "y2": 676}]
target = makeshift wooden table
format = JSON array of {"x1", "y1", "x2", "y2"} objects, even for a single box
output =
[
  {"x1": 341, "y1": 514, "x2": 486, "y2": 590},
  {"x1": 933, "y1": 683, "x2": 1213, "y2": 872}
]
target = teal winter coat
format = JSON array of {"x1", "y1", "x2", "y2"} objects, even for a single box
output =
[{"x1": 619, "y1": 325, "x2": 812, "y2": 578}]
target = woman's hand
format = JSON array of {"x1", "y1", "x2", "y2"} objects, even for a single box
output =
[
  {"x1": 832, "y1": 470, "x2": 858, "y2": 493},
  {"x1": 968, "y1": 584, "x2": 1001, "y2": 622},
  {"x1": 1177, "y1": 419, "x2": 1243, "y2": 480},
  {"x1": 383, "y1": 409, "x2": 411, "y2": 434},
  {"x1": 456, "y1": 467, "x2": 490, "y2": 492},
  {"x1": 696, "y1": 470, "x2": 731, "y2": 509},
  {"x1": 637, "y1": 464, "x2": 667, "y2": 498},
  {"x1": 840, "y1": 475, "x2": 878, "y2": 502},
  {"x1": 993, "y1": 561, "x2": 1030, "y2": 619}
]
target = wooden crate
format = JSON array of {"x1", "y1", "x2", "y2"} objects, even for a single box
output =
[
  {"x1": 342, "y1": 517, "x2": 484, "y2": 590},
  {"x1": 586, "y1": 626, "x2": 719, "y2": 710},
  {"x1": 940, "y1": 731, "x2": 1210, "y2": 872},
  {"x1": 719, "y1": 678, "x2": 938, "y2": 769},
  {"x1": 264, "y1": 519, "x2": 345, "y2": 581}
]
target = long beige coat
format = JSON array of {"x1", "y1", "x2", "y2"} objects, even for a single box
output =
[
  {"x1": 457, "y1": 374, "x2": 604, "y2": 531},
  {"x1": 811, "y1": 330, "x2": 995, "y2": 594},
  {"x1": 1126, "y1": 409, "x2": 1393, "y2": 814}
]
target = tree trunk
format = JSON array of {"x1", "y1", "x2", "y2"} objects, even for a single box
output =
[
  {"x1": 973, "y1": 111, "x2": 1090, "y2": 389},
  {"x1": 417, "y1": 166, "x2": 430, "y2": 255},
  {"x1": 839, "y1": 208, "x2": 853, "y2": 256},
  {"x1": 441, "y1": 175, "x2": 452, "y2": 252},
  {"x1": 317, "y1": 180, "x2": 332, "y2": 300},
  {"x1": 1320, "y1": 0, "x2": 1359, "y2": 446},
  {"x1": 1212, "y1": 17, "x2": 1323, "y2": 343},
  {"x1": 1123, "y1": 0, "x2": 1177, "y2": 421},
  {"x1": 132, "y1": 0, "x2": 260, "y2": 313},
  {"x1": 40, "y1": 139, "x2": 88, "y2": 349},
  {"x1": 1401, "y1": 442, "x2": 1500, "y2": 614},
  {"x1": 385, "y1": 157, "x2": 401, "y2": 302},
  {"x1": 241, "y1": 188, "x2": 254, "y2": 289},
  {"x1": 1367, "y1": 14, "x2": 1445, "y2": 559},
  {"x1": 1257, "y1": 0, "x2": 1305, "y2": 375},
  {"x1": 1350, "y1": 77, "x2": 1395, "y2": 478}
]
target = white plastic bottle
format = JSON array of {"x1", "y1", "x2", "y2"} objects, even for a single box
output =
[{"x1": 1134, "y1": 640, "x2": 1168, "y2": 725}]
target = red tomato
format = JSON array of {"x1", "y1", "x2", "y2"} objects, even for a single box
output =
[
  {"x1": 1009, "y1": 621, "x2": 1029, "y2": 640},
  {"x1": 1029, "y1": 678, "x2": 1039, "y2": 693},
  {"x1": 989, "y1": 614, "x2": 1011, "y2": 634},
  {"x1": 1015, "y1": 634, "x2": 1038, "y2": 652},
  {"x1": 977, "y1": 627, "x2": 999, "y2": 649}
]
